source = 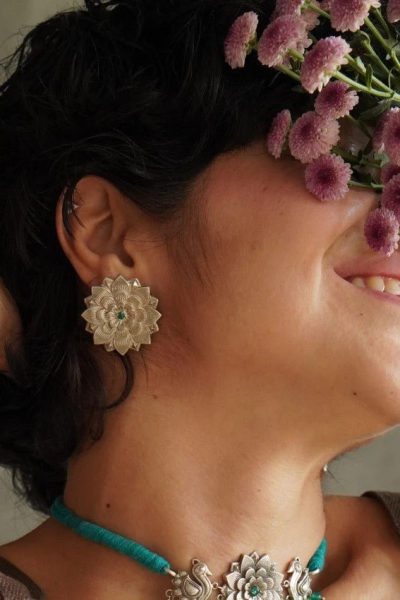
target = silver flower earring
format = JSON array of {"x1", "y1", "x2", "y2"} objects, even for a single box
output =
[{"x1": 81, "y1": 275, "x2": 162, "y2": 355}]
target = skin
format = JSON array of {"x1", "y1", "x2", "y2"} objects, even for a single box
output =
[{"x1": 1, "y1": 139, "x2": 400, "y2": 598}]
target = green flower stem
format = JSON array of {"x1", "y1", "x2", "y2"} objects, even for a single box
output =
[
  {"x1": 289, "y1": 48, "x2": 397, "y2": 100},
  {"x1": 360, "y1": 40, "x2": 391, "y2": 76},
  {"x1": 334, "y1": 70, "x2": 400, "y2": 100},
  {"x1": 364, "y1": 17, "x2": 400, "y2": 72},
  {"x1": 307, "y1": 2, "x2": 330, "y2": 19},
  {"x1": 332, "y1": 146, "x2": 359, "y2": 164},
  {"x1": 371, "y1": 8, "x2": 392, "y2": 38},
  {"x1": 309, "y1": 32, "x2": 318, "y2": 45},
  {"x1": 307, "y1": 2, "x2": 400, "y2": 72},
  {"x1": 372, "y1": 8, "x2": 392, "y2": 37},
  {"x1": 364, "y1": 16, "x2": 390, "y2": 49},
  {"x1": 275, "y1": 64, "x2": 301, "y2": 82},
  {"x1": 360, "y1": 159, "x2": 382, "y2": 168},
  {"x1": 308, "y1": 8, "x2": 391, "y2": 91},
  {"x1": 333, "y1": 146, "x2": 381, "y2": 169},
  {"x1": 246, "y1": 37, "x2": 259, "y2": 54},
  {"x1": 290, "y1": 49, "x2": 306, "y2": 61},
  {"x1": 349, "y1": 179, "x2": 383, "y2": 190},
  {"x1": 345, "y1": 55, "x2": 392, "y2": 93}
]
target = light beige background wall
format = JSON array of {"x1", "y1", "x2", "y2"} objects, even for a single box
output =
[
  {"x1": 0, "y1": 0, "x2": 72, "y2": 62},
  {"x1": 1, "y1": 0, "x2": 400, "y2": 546}
]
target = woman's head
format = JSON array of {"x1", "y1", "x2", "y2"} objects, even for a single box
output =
[{"x1": 0, "y1": 0, "x2": 398, "y2": 517}]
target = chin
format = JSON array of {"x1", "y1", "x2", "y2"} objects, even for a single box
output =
[
  {"x1": 320, "y1": 271, "x2": 400, "y2": 426},
  {"x1": 344, "y1": 354, "x2": 400, "y2": 429}
]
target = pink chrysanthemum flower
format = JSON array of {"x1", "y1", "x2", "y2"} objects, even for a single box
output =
[
  {"x1": 330, "y1": 0, "x2": 381, "y2": 32},
  {"x1": 381, "y1": 173, "x2": 400, "y2": 220},
  {"x1": 258, "y1": 14, "x2": 311, "y2": 67},
  {"x1": 381, "y1": 163, "x2": 400, "y2": 184},
  {"x1": 305, "y1": 154, "x2": 352, "y2": 200},
  {"x1": 273, "y1": 0, "x2": 320, "y2": 30},
  {"x1": 315, "y1": 81, "x2": 359, "y2": 119},
  {"x1": 373, "y1": 108, "x2": 400, "y2": 154},
  {"x1": 275, "y1": 0, "x2": 304, "y2": 15},
  {"x1": 302, "y1": 6, "x2": 321, "y2": 30},
  {"x1": 383, "y1": 109, "x2": 400, "y2": 166},
  {"x1": 224, "y1": 11, "x2": 259, "y2": 69},
  {"x1": 300, "y1": 36, "x2": 351, "y2": 93},
  {"x1": 388, "y1": 0, "x2": 400, "y2": 22},
  {"x1": 267, "y1": 109, "x2": 292, "y2": 158},
  {"x1": 364, "y1": 207, "x2": 400, "y2": 257},
  {"x1": 289, "y1": 111, "x2": 340, "y2": 163}
]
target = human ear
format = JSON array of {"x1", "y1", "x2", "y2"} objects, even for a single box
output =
[{"x1": 55, "y1": 176, "x2": 153, "y2": 290}]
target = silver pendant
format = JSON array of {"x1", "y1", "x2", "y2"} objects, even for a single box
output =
[
  {"x1": 282, "y1": 557, "x2": 314, "y2": 600},
  {"x1": 217, "y1": 551, "x2": 284, "y2": 599},
  {"x1": 164, "y1": 552, "x2": 319, "y2": 600},
  {"x1": 165, "y1": 559, "x2": 219, "y2": 599}
]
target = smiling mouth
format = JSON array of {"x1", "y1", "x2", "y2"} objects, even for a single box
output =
[
  {"x1": 348, "y1": 275, "x2": 400, "y2": 295},
  {"x1": 345, "y1": 275, "x2": 400, "y2": 302}
]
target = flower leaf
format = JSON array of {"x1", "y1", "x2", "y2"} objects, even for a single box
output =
[
  {"x1": 378, "y1": 153, "x2": 390, "y2": 168},
  {"x1": 360, "y1": 172, "x2": 383, "y2": 188},
  {"x1": 359, "y1": 99, "x2": 393, "y2": 120},
  {"x1": 356, "y1": 30, "x2": 372, "y2": 45},
  {"x1": 355, "y1": 55, "x2": 366, "y2": 71}
]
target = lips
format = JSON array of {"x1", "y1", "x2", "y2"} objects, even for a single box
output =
[{"x1": 334, "y1": 255, "x2": 400, "y2": 283}]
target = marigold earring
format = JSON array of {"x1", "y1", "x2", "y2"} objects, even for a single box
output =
[{"x1": 81, "y1": 275, "x2": 162, "y2": 356}]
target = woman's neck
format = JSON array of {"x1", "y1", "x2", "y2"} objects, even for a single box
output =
[
  {"x1": 2, "y1": 361, "x2": 383, "y2": 599},
  {"x1": 57, "y1": 364, "x2": 345, "y2": 599}
]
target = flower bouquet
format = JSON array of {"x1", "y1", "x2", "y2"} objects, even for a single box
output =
[{"x1": 224, "y1": 0, "x2": 400, "y2": 257}]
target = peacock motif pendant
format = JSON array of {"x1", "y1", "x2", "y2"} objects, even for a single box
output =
[
  {"x1": 282, "y1": 557, "x2": 315, "y2": 600},
  {"x1": 164, "y1": 552, "x2": 324, "y2": 600},
  {"x1": 165, "y1": 559, "x2": 219, "y2": 599}
]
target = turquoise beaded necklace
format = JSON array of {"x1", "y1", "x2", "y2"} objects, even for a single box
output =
[{"x1": 50, "y1": 495, "x2": 327, "y2": 600}]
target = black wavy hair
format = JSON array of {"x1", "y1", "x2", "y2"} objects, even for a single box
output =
[{"x1": 0, "y1": 0, "x2": 311, "y2": 516}]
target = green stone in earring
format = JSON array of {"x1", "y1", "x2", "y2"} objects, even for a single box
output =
[
  {"x1": 251, "y1": 586, "x2": 259, "y2": 596},
  {"x1": 117, "y1": 311, "x2": 126, "y2": 320}
]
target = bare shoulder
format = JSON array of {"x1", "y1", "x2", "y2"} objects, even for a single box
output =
[
  {"x1": 0, "y1": 537, "x2": 34, "y2": 568},
  {"x1": 321, "y1": 494, "x2": 400, "y2": 598},
  {"x1": 324, "y1": 495, "x2": 399, "y2": 542},
  {"x1": 0, "y1": 540, "x2": 25, "y2": 570},
  {"x1": 0, "y1": 528, "x2": 47, "y2": 598},
  {"x1": 324, "y1": 492, "x2": 400, "y2": 581},
  {"x1": 0, "y1": 539, "x2": 35, "y2": 579}
]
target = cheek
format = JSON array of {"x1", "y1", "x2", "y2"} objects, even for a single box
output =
[
  {"x1": 187, "y1": 150, "x2": 400, "y2": 422},
  {"x1": 200, "y1": 147, "x2": 375, "y2": 356},
  {"x1": 208, "y1": 176, "x2": 337, "y2": 313},
  {"x1": 202, "y1": 174, "x2": 365, "y2": 374},
  {"x1": 204, "y1": 189, "x2": 325, "y2": 365}
]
